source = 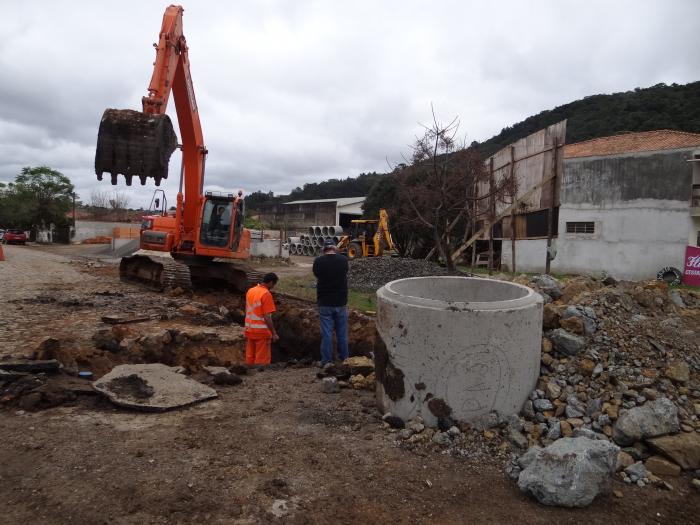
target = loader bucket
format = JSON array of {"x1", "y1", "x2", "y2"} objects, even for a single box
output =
[{"x1": 95, "y1": 109, "x2": 178, "y2": 186}]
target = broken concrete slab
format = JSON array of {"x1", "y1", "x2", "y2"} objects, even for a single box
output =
[
  {"x1": 93, "y1": 363, "x2": 217, "y2": 411},
  {"x1": 0, "y1": 359, "x2": 60, "y2": 373}
]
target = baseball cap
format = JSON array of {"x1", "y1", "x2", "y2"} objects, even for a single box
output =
[{"x1": 323, "y1": 239, "x2": 337, "y2": 250}]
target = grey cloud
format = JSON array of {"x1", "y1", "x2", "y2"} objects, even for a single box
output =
[{"x1": 1, "y1": 0, "x2": 698, "y2": 209}]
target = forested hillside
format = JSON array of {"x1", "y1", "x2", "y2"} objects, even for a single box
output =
[
  {"x1": 477, "y1": 81, "x2": 700, "y2": 156},
  {"x1": 247, "y1": 81, "x2": 700, "y2": 210}
]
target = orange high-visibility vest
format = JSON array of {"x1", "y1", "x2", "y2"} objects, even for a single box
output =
[{"x1": 244, "y1": 284, "x2": 273, "y2": 338}]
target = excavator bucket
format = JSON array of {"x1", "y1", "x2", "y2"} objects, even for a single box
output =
[{"x1": 95, "y1": 109, "x2": 178, "y2": 186}]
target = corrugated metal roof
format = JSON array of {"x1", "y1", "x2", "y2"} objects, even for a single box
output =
[
  {"x1": 564, "y1": 130, "x2": 700, "y2": 159},
  {"x1": 284, "y1": 197, "x2": 365, "y2": 205}
]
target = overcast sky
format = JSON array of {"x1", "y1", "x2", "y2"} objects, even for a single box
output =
[{"x1": 1, "y1": 0, "x2": 698, "y2": 208}]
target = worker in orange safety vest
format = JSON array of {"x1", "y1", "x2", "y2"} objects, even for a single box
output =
[{"x1": 244, "y1": 272, "x2": 279, "y2": 366}]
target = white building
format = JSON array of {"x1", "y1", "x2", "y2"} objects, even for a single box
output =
[
  {"x1": 500, "y1": 130, "x2": 700, "y2": 279},
  {"x1": 259, "y1": 197, "x2": 365, "y2": 230}
]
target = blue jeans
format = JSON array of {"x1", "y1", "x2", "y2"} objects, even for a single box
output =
[{"x1": 319, "y1": 306, "x2": 349, "y2": 364}]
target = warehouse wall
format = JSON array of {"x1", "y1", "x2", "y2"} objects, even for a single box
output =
[{"x1": 501, "y1": 148, "x2": 696, "y2": 279}]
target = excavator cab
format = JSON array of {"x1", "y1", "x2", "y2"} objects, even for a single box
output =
[{"x1": 198, "y1": 193, "x2": 246, "y2": 252}]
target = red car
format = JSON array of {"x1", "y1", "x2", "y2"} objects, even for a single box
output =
[{"x1": 3, "y1": 229, "x2": 27, "y2": 245}]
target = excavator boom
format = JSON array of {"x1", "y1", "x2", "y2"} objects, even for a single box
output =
[{"x1": 94, "y1": 6, "x2": 255, "y2": 293}]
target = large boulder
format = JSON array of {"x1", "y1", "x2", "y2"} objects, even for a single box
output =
[
  {"x1": 93, "y1": 363, "x2": 217, "y2": 411},
  {"x1": 612, "y1": 398, "x2": 679, "y2": 446},
  {"x1": 542, "y1": 304, "x2": 562, "y2": 330},
  {"x1": 517, "y1": 437, "x2": 619, "y2": 507},
  {"x1": 560, "y1": 305, "x2": 597, "y2": 336},
  {"x1": 664, "y1": 360, "x2": 690, "y2": 383},
  {"x1": 531, "y1": 275, "x2": 563, "y2": 300},
  {"x1": 548, "y1": 329, "x2": 585, "y2": 356},
  {"x1": 647, "y1": 432, "x2": 700, "y2": 470}
]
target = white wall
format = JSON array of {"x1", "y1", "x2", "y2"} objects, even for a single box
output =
[
  {"x1": 74, "y1": 220, "x2": 140, "y2": 242},
  {"x1": 501, "y1": 239, "x2": 548, "y2": 274},
  {"x1": 250, "y1": 239, "x2": 289, "y2": 258},
  {"x1": 502, "y1": 200, "x2": 691, "y2": 279}
]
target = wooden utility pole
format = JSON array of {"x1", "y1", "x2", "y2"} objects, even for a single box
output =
[
  {"x1": 488, "y1": 157, "x2": 495, "y2": 275},
  {"x1": 510, "y1": 146, "x2": 516, "y2": 274},
  {"x1": 545, "y1": 138, "x2": 558, "y2": 274}
]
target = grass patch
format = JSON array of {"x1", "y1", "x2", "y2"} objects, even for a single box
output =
[{"x1": 275, "y1": 275, "x2": 377, "y2": 312}]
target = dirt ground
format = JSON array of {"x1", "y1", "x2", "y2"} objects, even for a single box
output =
[{"x1": 0, "y1": 245, "x2": 698, "y2": 524}]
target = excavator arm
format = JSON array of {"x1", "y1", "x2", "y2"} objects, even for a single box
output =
[
  {"x1": 373, "y1": 208, "x2": 394, "y2": 255},
  {"x1": 95, "y1": 5, "x2": 205, "y2": 235}
]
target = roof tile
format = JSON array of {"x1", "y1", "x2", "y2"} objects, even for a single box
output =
[{"x1": 564, "y1": 130, "x2": 700, "y2": 159}]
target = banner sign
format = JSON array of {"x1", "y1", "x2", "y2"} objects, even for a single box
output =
[{"x1": 683, "y1": 245, "x2": 700, "y2": 286}]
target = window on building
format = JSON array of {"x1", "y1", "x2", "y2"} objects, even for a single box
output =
[{"x1": 566, "y1": 221, "x2": 595, "y2": 234}]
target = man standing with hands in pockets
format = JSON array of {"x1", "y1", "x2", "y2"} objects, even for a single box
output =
[{"x1": 313, "y1": 239, "x2": 349, "y2": 366}]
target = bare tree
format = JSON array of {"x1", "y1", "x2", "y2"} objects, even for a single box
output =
[
  {"x1": 89, "y1": 189, "x2": 110, "y2": 218},
  {"x1": 89, "y1": 189, "x2": 110, "y2": 209},
  {"x1": 90, "y1": 189, "x2": 130, "y2": 220},
  {"x1": 109, "y1": 190, "x2": 130, "y2": 220},
  {"x1": 392, "y1": 109, "x2": 514, "y2": 270}
]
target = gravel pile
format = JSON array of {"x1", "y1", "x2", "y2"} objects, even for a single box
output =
[
  {"x1": 347, "y1": 257, "x2": 466, "y2": 291},
  {"x1": 498, "y1": 275, "x2": 700, "y2": 489}
]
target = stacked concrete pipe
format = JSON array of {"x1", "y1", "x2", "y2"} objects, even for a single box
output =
[
  {"x1": 375, "y1": 276, "x2": 543, "y2": 427},
  {"x1": 289, "y1": 226, "x2": 346, "y2": 256}
]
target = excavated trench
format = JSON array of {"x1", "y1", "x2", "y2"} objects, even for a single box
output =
[{"x1": 1, "y1": 285, "x2": 380, "y2": 411}]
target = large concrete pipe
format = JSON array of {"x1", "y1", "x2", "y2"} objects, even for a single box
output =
[
  {"x1": 316, "y1": 236, "x2": 324, "y2": 247},
  {"x1": 321, "y1": 226, "x2": 329, "y2": 236},
  {"x1": 308, "y1": 227, "x2": 315, "y2": 236},
  {"x1": 375, "y1": 277, "x2": 543, "y2": 427},
  {"x1": 314, "y1": 226, "x2": 322, "y2": 236},
  {"x1": 329, "y1": 225, "x2": 342, "y2": 236}
]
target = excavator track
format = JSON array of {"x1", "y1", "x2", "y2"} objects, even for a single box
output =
[
  {"x1": 120, "y1": 254, "x2": 265, "y2": 293},
  {"x1": 120, "y1": 255, "x2": 193, "y2": 292}
]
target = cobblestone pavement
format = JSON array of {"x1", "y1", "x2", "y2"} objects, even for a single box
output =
[{"x1": 0, "y1": 245, "x2": 149, "y2": 357}]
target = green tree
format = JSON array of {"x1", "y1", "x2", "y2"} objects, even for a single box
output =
[{"x1": 0, "y1": 166, "x2": 75, "y2": 230}]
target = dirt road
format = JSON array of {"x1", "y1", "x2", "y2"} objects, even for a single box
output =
[{"x1": 0, "y1": 245, "x2": 697, "y2": 524}]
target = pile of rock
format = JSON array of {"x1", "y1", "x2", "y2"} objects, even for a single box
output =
[
  {"x1": 505, "y1": 274, "x2": 700, "y2": 505},
  {"x1": 347, "y1": 257, "x2": 466, "y2": 292},
  {"x1": 318, "y1": 356, "x2": 376, "y2": 392}
]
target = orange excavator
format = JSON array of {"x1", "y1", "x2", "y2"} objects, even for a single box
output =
[{"x1": 95, "y1": 5, "x2": 260, "y2": 291}]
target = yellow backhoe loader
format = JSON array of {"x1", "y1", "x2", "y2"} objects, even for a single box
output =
[{"x1": 337, "y1": 209, "x2": 395, "y2": 259}]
